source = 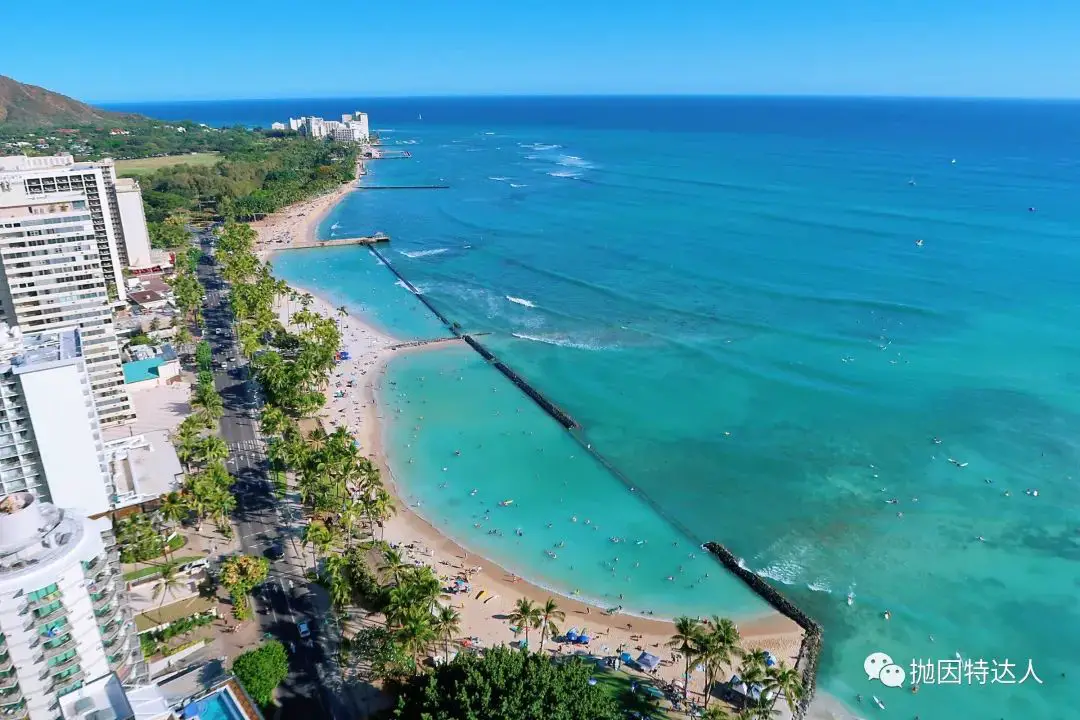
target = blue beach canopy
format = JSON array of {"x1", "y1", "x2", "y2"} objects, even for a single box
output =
[
  {"x1": 620, "y1": 652, "x2": 634, "y2": 663},
  {"x1": 181, "y1": 703, "x2": 199, "y2": 719},
  {"x1": 636, "y1": 652, "x2": 660, "y2": 671}
]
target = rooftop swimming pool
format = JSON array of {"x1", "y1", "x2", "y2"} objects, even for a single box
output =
[{"x1": 187, "y1": 688, "x2": 245, "y2": 720}]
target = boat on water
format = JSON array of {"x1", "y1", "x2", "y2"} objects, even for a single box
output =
[
  {"x1": 873, "y1": 696, "x2": 885, "y2": 710},
  {"x1": 846, "y1": 592, "x2": 855, "y2": 606},
  {"x1": 499, "y1": 499, "x2": 514, "y2": 507}
]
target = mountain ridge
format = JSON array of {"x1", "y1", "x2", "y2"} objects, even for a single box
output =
[{"x1": 0, "y1": 75, "x2": 135, "y2": 128}]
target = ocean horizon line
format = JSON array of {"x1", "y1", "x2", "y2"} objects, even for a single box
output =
[{"x1": 98, "y1": 92, "x2": 1080, "y2": 107}]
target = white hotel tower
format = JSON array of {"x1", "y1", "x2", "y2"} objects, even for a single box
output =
[
  {"x1": 0, "y1": 493, "x2": 139, "y2": 720},
  {"x1": 0, "y1": 180, "x2": 133, "y2": 427}
]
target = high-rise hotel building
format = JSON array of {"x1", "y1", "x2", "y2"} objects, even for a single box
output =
[
  {"x1": 0, "y1": 493, "x2": 142, "y2": 719},
  {"x1": 0, "y1": 156, "x2": 129, "y2": 303},
  {"x1": 0, "y1": 179, "x2": 133, "y2": 427}
]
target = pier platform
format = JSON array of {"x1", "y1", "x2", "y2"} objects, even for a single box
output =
[{"x1": 272, "y1": 234, "x2": 389, "y2": 251}]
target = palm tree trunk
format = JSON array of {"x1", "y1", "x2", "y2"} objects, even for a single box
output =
[{"x1": 684, "y1": 655, "x2": 691, "y2": 700}]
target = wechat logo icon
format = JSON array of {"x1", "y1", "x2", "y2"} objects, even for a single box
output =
[{"x1": 865, "y1": 651, "x2": 907, "y2": 688}]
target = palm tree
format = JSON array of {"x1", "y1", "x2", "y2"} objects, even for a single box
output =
[
  {"x1": 537, "y1": 597, "x2": 565, "y2": 653},
  {"x1": 198, "y1": 435, "x2": 229, "y2": 465},
  {"x1": 700, "y1": 706, "x2": 733, "y2": 720},
  {"x1": 159, "y1": 492, "x2": 188, "y2": 530},
  {"x1": 302, "y1": 520, "x2": 333, "y2": 570},
  {"x1": 396, "y1": 607, "x2": 436, "y2": 669},
  {"x1": 738, "y1": 649, "x2": 769, "y2": 715},
  {"x1": 667, "y1": 616, "x2": 703, "y2": 701},
  {"x1": 508, "y1": 598, "x2": 542, "y2": 648},
  {"x1": 152, "y1": 562, "x2": 183, "y2": 608},
  {"x1": 380, "y1": 548, "x2": 407, "y2": 584},
  {"x1": 431, "y1": 605, "x2": 461, "y2": 662},
  {"x1": 763, "y1": 660, "x2": 802, "y2": 717},
  {"x1": 699, "y1": 616, "x2": 741, "y2": 708},
  {"x1": 191, "y1": 388, "x2": 224, "y2": 425}
]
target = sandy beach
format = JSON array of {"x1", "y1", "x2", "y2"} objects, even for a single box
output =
[
  {"x1": 252, "y1": 159, "x2": 363, "y2": 259},
  {"x1": 270, "y1": 280, "x2": 806, "y2": 707}
]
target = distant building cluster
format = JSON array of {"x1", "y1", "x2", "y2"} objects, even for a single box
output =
[{"x1": 270, "y1": 112, "x2": 370, "y2": 143}]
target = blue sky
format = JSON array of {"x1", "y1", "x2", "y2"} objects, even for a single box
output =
[{"x1": 4, "y1": 0, "x2": 1079, "y2": 101}]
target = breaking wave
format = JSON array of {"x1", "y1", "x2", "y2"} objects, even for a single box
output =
[
  {"x1": 399, "y1": 248, "x2": 450, "y2": 259},
  {"x1": 506, "y1": 296, "x2": 537, "y2": 308},
  {"x1": 511, "y1": 332, "x2": 610, "y2": 351}
]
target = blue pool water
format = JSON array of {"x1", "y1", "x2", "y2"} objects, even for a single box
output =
[{"x1": 193, "y1": 690, "x2": 245, "y2": 720}]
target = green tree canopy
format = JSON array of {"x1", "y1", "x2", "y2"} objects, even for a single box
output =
[
  {"x1": 232, "y1": 640, "x2": 289, "y2": 707},
  {"x1": 393, "y1": 646, "x2": 621, "y2": 720}
]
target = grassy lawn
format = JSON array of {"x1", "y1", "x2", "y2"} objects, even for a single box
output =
[
  {"x1": 123, "y1": 555, "x2": 204, "y2": 581},
  {"x1": 592, "y1": 666, "x2": 677, "y2": 719},
  {"x1": 115, "y1": 152, "x2": 220, "y2": 175}
]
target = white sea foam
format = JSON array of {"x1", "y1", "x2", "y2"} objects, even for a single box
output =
[
  {"x1": 509, "y1": 183, "x2": 527, "y2": 188},
  {"x1": 754, "y1": 560, "x2": 801, "y2": 586},
  {"x1": 484, "y1": 132, "x2": 495, "y2": 136},
  {"x1": 547, "y1": 170, "x2": 581, "y2": 179},
  {"x1": 506, "y1": 296, "x2": 537, "y2": 308},
  {"x1": 330, "y1": 222, "x2": 341, "y2": 230},
  {"x1": 511, "y1": 332, "x2": 609, "y2": 350},
  {"x1": 399, "y1": 248, "x2": 450, "y2": 259},
  {"x1": 394, "y1": 279, "x2": 411, "y2": 292},
  {"x1": 806, "y1": 580, "x2": 833, "y2": 594},
  {"x1": 557, "y1": 154, "x2": 594, "y2": 169},
  {"x1": 524, "y1": 154, "x2": 541, "y2": 160},
  {"x1": 488, "y1": 176, "x2": 510, "y2": 182}
]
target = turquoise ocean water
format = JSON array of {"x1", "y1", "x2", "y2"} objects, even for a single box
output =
[{"x1": 124, "y1": 97, "x2": 1080, "y2": 718}]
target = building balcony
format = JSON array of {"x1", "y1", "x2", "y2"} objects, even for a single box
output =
[
  {"x1": 21, "y1": 591, "x2": 62, "y2": 614},
  {"x1": 44, "y1": 656, "x2": 79, "y2": 679},
  {"x1": 0, "y1": 689, "x2": 23, "y2": 708},
  {"x1": 0, "y1": 676, "x2": 18, "y2": 692},
  {"x1": 41, "y1": 636, "x2": 75, "y2": 660},
  {"x1": 99, "y1": 622, "x2": 122, "y2": 644},
  {"x1": 49, "y1": 671, "x2": 85, "y2": 696},
  {"x1": 91, "y1": 587, "x2": 115, "y2": 611},
  {"x1": 25, "y1": 606, "x2": 67, "y2": 632},
  {"x1": 2, "y1": 703, "x2": 27, "y2": 720},
  {"x1": 83, "y1": 555, "x2": 107, "y2": 577},
  {"x1": 86, "y1": 573, "x2": 116, "y2": 596},
  {"x1": 0, "y1": 656, "x2": 10, "y2": 674}
]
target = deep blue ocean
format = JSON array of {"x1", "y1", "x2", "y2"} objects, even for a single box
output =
[{"x1": 112, "y1": 97, "x2": 1080, "y2": 719}]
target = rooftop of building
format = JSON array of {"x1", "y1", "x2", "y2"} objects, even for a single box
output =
[
  {"x1": 0, "y1": 324, "x2": 82, "y2": 371},
  {"x1": 60, "y1": 672, "x2": 172, "y2": 720},
  {"x1": 0, "y1": 494, "x2": 104, "y2": 578},
  {"x1": 105, "y1": 429, "x2": 184, "y2": 507}
]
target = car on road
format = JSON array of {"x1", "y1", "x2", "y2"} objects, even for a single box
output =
[
  {"x1": 297, "y1": 620, "x2": 312, "y2": 640},
  {"x1": 266, "y1": 541, "x2": 285, "y2": 560}
]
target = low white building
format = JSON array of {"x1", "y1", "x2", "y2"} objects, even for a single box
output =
[
  {"x1": 0, "y1": 494, "x2": 141, "y2": 720},
  {"x1": 270, "y1": 122, "x2": 286, "y2": 131},
  {"x1": 103, "y1": 431, "x2": 184, "y2": 512},
  {"x1": 59, "y1": 672, "x2": 171, "y2": 720},
  {"x1": 113, "y1": 178, "x2": 154, "y2": 270}
]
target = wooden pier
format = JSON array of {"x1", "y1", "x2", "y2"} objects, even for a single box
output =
[{"x1": 272, "y1": 234, "x2": 389, "y2": 251}]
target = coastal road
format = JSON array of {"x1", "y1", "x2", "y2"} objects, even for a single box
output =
[{"x1": 196, "y1": 232, "x2": 356, "y2": 720}]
